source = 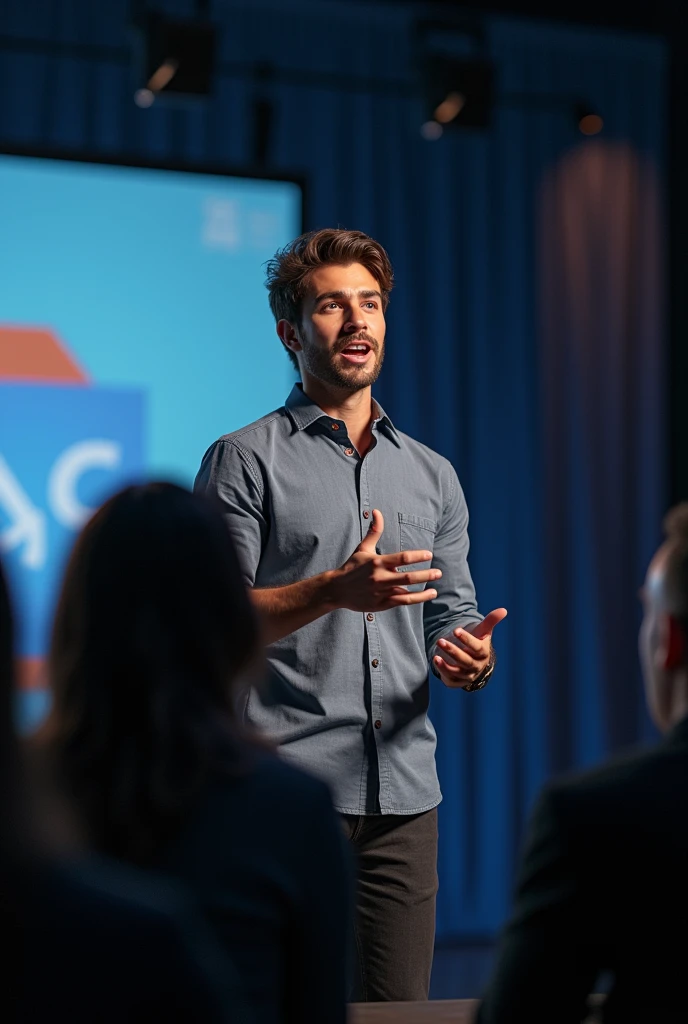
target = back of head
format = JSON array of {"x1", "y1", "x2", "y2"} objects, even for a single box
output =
[
  {"x1": 639, "y1": 502, "x2": 688, "y2": 733},
  {"x1": 660, "y1": 503, "x2": 688, "y2": 621},
  {"x1": 2, "y1": 544, "x2": 245, "y2": 1023},
  {"x1": 45, "y1": 482, "x2": 260, "y2": 862}
]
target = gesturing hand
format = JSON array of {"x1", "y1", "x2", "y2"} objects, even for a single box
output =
[
  {"x1": 433, "y1": 608, "x2": 508, "y2": 689},
  {"x1": 329, "y1": 509, "x2": 442, "y2": 613}
]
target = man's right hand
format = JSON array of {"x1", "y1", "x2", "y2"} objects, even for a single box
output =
[
  {"x1": 327, "y1": 509, "x2": 441, "y2": 612},
  {"x1": 251, "y1": 509, "x2": 441, "y2": 643}
]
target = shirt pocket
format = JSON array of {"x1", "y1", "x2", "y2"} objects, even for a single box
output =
[{"x1": 398, "y1": 512, "x2": 438, "y2": 591}]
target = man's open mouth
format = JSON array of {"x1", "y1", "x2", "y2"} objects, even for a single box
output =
[{"x1": 339, "y1": 342, "x2": 373, "y2": 364}]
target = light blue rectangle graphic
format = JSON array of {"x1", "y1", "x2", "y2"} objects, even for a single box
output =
[{"x1": 0, "y1": 384, "x2": 146, "y2": 658}]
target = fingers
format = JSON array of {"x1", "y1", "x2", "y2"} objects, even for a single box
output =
[
  {"x1": 385, "y1": 588, "x2": 438, "y2": 607},
  {"x1": 379, "y1": 549, "x2": 433, "y2": 569},
  {"x1": 450, "y1": 628, "x2": 484, "y2": 655},
  {"x1": 391, "y1": 567, "x2": 442, "y2": 587},
  {"x1": 358, "y1": 508, "x2": 384, "y2": 553},
  {"x1": 433, "y1": 656, "x2": 471, "y2": 687},
  {"x1": 370, "y1": 508, "x2": 384, "y2": 536},
  {"x1": 436, "y1": 638, "x2": 477, "y2": 669},
  {"x1": 468, "y1": 607, "x2": 508, "y2": 640}
]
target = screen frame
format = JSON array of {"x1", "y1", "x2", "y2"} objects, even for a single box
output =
[
  {"x1": 1, "y1": 142, "x2": 306, "y2": 705},
  {"x1": 0, "y1": 143, "x2": 307, "y2": 233}
]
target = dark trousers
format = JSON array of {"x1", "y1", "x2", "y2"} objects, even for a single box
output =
[{"x1": 341, "y1": 808, "x2": 438, "y2": 1002}]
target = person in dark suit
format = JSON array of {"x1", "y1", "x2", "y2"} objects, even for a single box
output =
[
  {"x1": 39, "y1": 482, "x2": 352, "y2": 1024},
  {"x1": 0, "y1": 554, "x2": 252, "y2": 1023},
  {"x1": 477, "y1": 503, "x2": 688, "y2": 1024}
]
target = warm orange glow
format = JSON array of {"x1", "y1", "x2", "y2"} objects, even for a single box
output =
[
  {"x1": 434, "y1": 92, "x2": 465, "y2": 124},
  {"x1": 147, "y1": 58, "x2": 179, "y2": 93},
  {"x1": 17, "y1": 658, "x2": 46, "y2": 690},
  {"x1": 579, "y1": 113, "x2": 603, "y2": 136}
]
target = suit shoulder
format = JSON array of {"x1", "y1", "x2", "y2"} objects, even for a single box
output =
[{"x1": 542, "y1": 740, "x2": 688, "y2": 823}]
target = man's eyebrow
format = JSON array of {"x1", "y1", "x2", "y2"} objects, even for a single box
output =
[{"x1": 312, "y1": 288, "x2": 382, "y2": 305}]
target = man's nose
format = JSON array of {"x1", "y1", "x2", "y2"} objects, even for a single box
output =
[{"x1": 343, "y1": 310, "x2": 367, "y2": 332}]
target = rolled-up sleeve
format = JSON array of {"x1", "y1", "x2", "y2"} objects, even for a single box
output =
[
  {"x1": 194, "y1": 440, "x2": 267, "y2": 587},
  {"x1": 423, "y1": 465, "x2": 481, "y2": 666}
]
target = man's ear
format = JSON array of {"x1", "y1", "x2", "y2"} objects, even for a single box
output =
[
  {"x1": 660, "y1": 613, "x2": 686, "y2": 671},
  {"x1": 276, "y1": 319, "x2": 302, "y2": 357}
]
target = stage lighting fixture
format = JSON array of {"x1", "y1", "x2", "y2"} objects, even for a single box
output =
[
  {"x1": 576, "y1": 102, "x2": 603, "y2": 135},
  {"x1": 421, "y1": 56, "x2": 495, "y2": 133},
  {"x1": 252, "y1": 96, "x2": 274, "y2": 167},
  {"x1": 135, "y1": 13, "x2": 216, "y2": 102}
]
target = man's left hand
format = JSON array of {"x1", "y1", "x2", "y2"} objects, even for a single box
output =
[{"x1": 433, "y1": 608, "x2": 507, "y2": 689}]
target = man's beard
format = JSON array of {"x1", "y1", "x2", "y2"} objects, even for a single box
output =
[{"x1": 300, "y1": 333, "x2": 385, "y2": 391}]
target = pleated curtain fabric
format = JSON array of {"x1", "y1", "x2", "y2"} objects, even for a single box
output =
[{"x1": 0, "y1": 0, "x2": 667, "y2": 938}]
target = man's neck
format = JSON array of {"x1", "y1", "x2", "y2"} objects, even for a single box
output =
[{"x1": 300, "y1": 376, "x2": 375, "y2": 455}]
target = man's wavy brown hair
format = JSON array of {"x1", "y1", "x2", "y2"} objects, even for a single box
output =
[{"x1": 265, "y1": 228, "x2": 394, "y2": 369}]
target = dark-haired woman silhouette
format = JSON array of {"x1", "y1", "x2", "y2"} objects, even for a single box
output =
[
  {"x1": 41, "y1": 482, "x2": 351, "y2": 1024},
  {"x1": 1, "y1": 551, "x2": 252, "y2": 1023}
]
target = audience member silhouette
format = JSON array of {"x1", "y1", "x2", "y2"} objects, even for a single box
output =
[
  {"x1": 477, "y1": 503, "x2": 688, "y2": 1024},
  {"x1": 41, "y1": 482, "x2": 351, "y2": 1024},
  {"x1": 0, "y1": 554, "x2": 252, "y2": 1023}
]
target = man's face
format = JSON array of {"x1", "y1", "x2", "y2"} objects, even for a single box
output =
[
  {"x1": 289, "y1": 262, "x2": 386, "y2": 391},
  {"x1": 639, "y1": 544, "x2": 673, "y2": 731}
]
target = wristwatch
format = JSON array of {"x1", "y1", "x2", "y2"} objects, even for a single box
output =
[{"x1": 461, "y1": 647, "x2": 496, "y2": 692}]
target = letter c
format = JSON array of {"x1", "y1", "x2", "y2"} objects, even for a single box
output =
[{"x1": 48, "y1": 440, "x2": 122, "y2": 530}]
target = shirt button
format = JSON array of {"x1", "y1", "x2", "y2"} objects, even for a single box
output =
[
  {"x1": 363, "y1": 511, "x2": 370, "y2": 520},
  {"x1": 331, "y1": 422, "x2": 340, "y2": 431},
  {"x1": 344, "y1": 447, "x2": 355, "y2": 456},
  {"x1": 374, "y1": 720, "x2": 382, "y2": 729},
  {"x1": 371, "y1": 658, "x2": 379, "y2": 668},
  {"x1": 366, "y1": 613, "x2": 374, "y2": 622}
]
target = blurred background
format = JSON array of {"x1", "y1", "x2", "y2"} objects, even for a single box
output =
[{"x1": 0, "y1": 0, "x2": 685, "y2": 999}]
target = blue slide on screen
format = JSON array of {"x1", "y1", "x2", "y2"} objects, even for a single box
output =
[{"x1": 0, "y1": 153, "x2": 301, "y2": 729}]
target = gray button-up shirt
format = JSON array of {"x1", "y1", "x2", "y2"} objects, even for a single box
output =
[{"x1": 194, "y1": 384, "x2": 481, "y2": 814}]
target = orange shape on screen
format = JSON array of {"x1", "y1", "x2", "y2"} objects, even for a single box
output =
[{"x1": 0, "y1": 325, "x2": 89, "y2": 383}]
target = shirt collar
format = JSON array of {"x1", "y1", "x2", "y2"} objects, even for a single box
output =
[{"x1": 284, "y1": 383, "x2": 400, "y2": 445}]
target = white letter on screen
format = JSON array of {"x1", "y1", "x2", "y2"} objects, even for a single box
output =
[
  {"x1": 48, "y1": 440, "x2": 122, "y2": 530},
  {"x1": 0, "y1": 454, "x2": 47, "y2": 570}
]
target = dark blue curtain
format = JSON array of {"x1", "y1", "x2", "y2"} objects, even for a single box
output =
[{"x1": 0, "y1": 0, "x2": 667, "y2": 939}]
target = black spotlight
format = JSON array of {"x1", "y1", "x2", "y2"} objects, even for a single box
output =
[
  {"x1": 134, "y1": 13, "x2": 216, "y2": 104},
  {"x1": 421, "y1": 55, "x2": 495, "y2": 137}
]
